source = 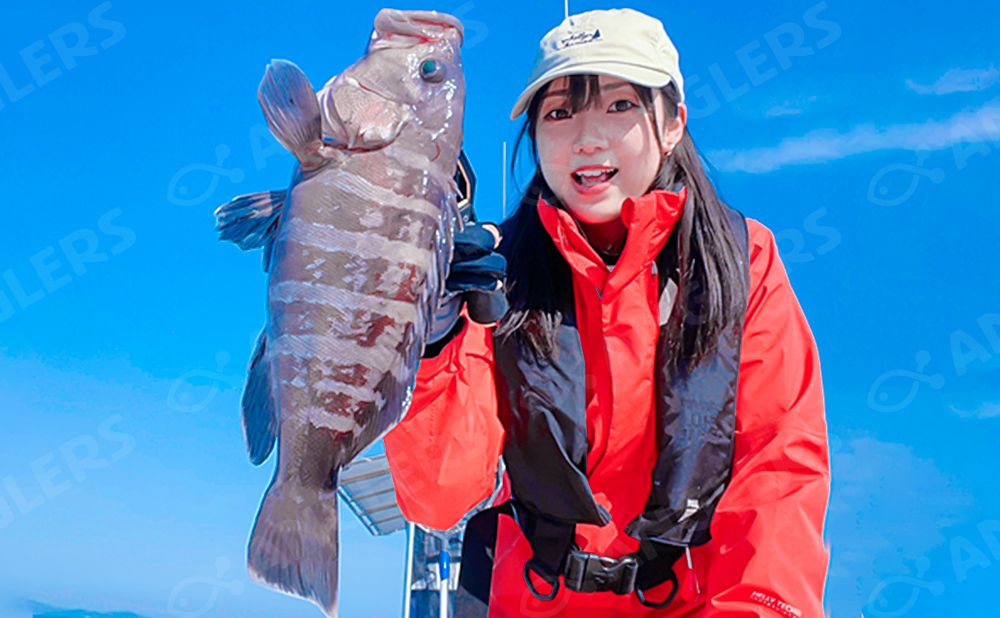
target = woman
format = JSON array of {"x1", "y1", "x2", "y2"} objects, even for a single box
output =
[{"x1": 385, "y1": 8, "x2": 831, "y2": 617}]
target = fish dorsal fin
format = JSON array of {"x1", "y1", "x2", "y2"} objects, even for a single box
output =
[{"x1": 258, "y1": 60, "x2": 325, "y2": 168}]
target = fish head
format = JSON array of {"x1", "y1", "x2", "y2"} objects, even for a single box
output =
[{"x1": 318, "y1": 10, "x2": 465, "y2": 163}]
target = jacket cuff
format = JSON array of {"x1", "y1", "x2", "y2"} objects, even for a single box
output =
[{"x1": 423, "y1": 316, "x2": 468, "y2": 359}]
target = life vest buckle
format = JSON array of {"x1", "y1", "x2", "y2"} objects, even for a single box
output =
[{"x1": 563, "y1": 550, "x2": 639, "y2": 595}]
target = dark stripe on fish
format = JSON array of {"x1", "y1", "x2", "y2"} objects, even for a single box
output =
[
  {"x1": 276, "y1": 353, "x2": 378, "y2": 419},
  {"x1": 316, "y1": 202, "x2": 439, "y2": 245},
  {"x1": 272, "y1": 300, "x2": 399, "y2": 348}
]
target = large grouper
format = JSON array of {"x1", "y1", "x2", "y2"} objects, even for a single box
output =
[{"x1": 213, "y1": 9, "x2": 465, "y2": 616}]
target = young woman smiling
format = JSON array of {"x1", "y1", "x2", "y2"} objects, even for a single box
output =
[{"x1": 385, "y1": 8, "x2": 831, "y2": 617}]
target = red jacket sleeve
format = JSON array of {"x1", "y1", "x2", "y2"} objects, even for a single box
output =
[
  {"x1": 701, "y1": 219, "x2": 832, "y2": 617},
  {"x1": 383, "y1": 311, "x2": 505, "y2": 531}
]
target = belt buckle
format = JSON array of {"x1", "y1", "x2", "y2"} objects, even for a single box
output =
[{"x1": 564, "y1": 551, "x2": 639, "y2": 595}]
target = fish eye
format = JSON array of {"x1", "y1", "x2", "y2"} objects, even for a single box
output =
[{"x1": 419, "y1": 58, "x2": 446, "y2": 83}]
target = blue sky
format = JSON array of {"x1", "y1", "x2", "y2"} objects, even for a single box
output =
[{"x1": 1, "y1": 1, "x2": 999, "y2": 616}]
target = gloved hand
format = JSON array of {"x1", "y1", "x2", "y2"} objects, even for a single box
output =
[{"x1": 425, "y1": 222, "x2": 508, "y2": 353}]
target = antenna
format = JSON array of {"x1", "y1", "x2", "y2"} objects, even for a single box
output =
[
  {"x1": 501, "y1": 141, "x2": 508, "y2": 219},
  {"x1": 564, "y1": 0, "x2": 570, "y2": 19}
]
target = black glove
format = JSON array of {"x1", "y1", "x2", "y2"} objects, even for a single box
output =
[
  {"x1": 448, "y1": 223, "x2": 508, "y2": 323},
  {"x1": 425, "y1": 223, "x2": 508, "y2": 355}
]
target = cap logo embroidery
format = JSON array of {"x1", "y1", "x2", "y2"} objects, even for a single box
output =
[{"x1": 557, "y1": 28, "x2": 602, "y2": 49}]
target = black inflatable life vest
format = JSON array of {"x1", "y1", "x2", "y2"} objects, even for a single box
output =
[{"x1": 455, "y1": 201, "x2": 750, "y2": 613}]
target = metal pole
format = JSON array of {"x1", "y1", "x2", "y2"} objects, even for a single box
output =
[
  {"x1": 438, "y1": 548, "x2": 450, "y2": 618},
  {"x1": 402, "y1": 522, "x2": 415, "y2": 618},
  {"x1": 565, "y1": 0, "x2": 569, "y2": 19},
  {"x1": 501, "y1": 141, "x2": 508, "y2": 219}
]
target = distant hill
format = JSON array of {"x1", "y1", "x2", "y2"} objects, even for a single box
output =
[{"x1": 17, "y1": 599, "x2": 153, "y2": 618}]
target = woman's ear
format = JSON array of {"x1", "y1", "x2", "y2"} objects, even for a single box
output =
[{"x1": 661, "y1": 101, "x2": 687, "y2": 156}]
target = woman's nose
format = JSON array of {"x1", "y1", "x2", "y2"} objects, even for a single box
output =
[{"x1": 573, "y1": 119, "x2": 608, "y2": 155}]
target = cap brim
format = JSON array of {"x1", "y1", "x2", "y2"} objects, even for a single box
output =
[{"x1": 509, "y1": 62, "x2": 674, "y2": 120}]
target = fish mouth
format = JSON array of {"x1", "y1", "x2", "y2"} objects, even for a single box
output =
[
  {"x1": 374, "y1": 9, "x2": 465, "y2": 45},
  {"x1": 323, "y1": 138, "x2": 385, "y2": 153},
  {"x1": 320, "y1": 76, "x2": 408, "y2": 151}
]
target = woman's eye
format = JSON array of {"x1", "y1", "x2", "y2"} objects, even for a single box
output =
[
  {"x1": 610, "y1": 99, "x2": 637, "y2": 112},
  {"x1": 544, "y1": 108, "x2": 571, "y2": 121}
]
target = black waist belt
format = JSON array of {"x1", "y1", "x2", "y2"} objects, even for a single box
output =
[{"x1": 455, "y1": 500, "x2": 686, "y2": 615}]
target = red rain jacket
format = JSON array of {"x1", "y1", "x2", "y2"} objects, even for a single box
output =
[{"x1": 385, "y1": 188, "x2": 831, "y2": 617}]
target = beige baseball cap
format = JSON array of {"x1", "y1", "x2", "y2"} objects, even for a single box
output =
[{"x1": 509, "y1": 8, "x2": 685, "y2": 120}]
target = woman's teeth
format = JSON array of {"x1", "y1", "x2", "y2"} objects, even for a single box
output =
[{"x1": 573, "y1": 168, "x2": 618, "y2": 186}]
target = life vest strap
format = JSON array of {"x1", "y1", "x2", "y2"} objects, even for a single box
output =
[{"x1": 456, "y1": 500, "x2": 685, "y2": 614}]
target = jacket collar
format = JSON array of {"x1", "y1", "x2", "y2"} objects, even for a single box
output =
[{"x1": 537, "y1": 186, "x2": 687, "y2": 300}]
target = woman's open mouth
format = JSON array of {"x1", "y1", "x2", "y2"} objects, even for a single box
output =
[
  {"x1": 571, "y1": 167, "x2": 618, "y2": 194},
  {"x1": 572, "y1": 167, "x2": 618, "y2": 186}
]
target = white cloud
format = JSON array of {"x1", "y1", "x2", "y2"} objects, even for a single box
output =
[
  {"x1": 709, "y1": 97, "x2": 1000, "y2": 173},
  {"x1": 906, "y1": 65, "x2": 999, "y2": 96},
  {"x1": 766, "y1": 95, "x2": 818, "y2": 118},
  {"x1": 948, "y1": 401, "x2": 1000, "y2": 419}
]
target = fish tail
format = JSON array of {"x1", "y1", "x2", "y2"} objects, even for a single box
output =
[{"x1": 248, "y1": 479, "x2": 340, "y2": 617}]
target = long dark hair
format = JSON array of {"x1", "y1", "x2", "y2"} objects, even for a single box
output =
[{"x1": 495, "y1": 74, "x2": 748, "y2": 374}]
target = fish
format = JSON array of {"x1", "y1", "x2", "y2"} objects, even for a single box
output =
[{"x1": 212, "y1": 9, "x2": 466, "y2": 616}]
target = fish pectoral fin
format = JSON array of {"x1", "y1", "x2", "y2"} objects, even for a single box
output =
[
  {"x1": 214, "y1": 190, "x2": 285, "y2": 248},
  {"x1": 258, "y1": 60, "x2": 325, "y2": 167},
  {"x1": 213, "y1": 190, "x2": 286, "y2": 271},
  {"x1": 242, "y1": 329, "x2": 278, "y2": 466}
]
